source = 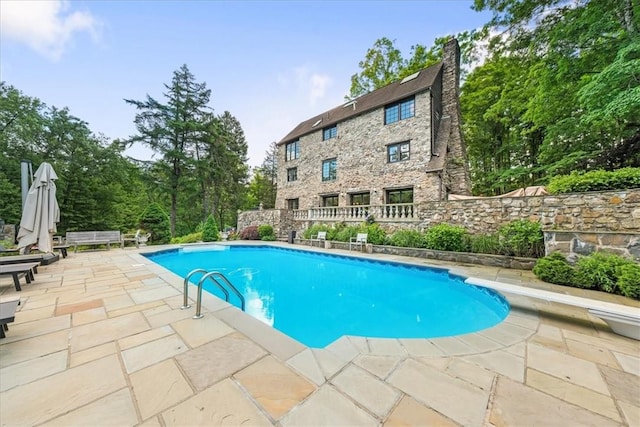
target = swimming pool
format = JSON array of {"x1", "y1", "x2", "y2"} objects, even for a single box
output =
[{"x1": 145, "y1": 245, "x2": 510, "y2": 347}]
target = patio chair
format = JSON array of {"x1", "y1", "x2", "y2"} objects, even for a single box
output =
[
  {"x1": 121, "y1": 230, "x2": 151, "y2": 248},
  {"x1": 311, "y1": 231, "x2": 327, "y2": 247},
  {"x1": 349, "y1": 233, "x2": 368, "y2": 251}
]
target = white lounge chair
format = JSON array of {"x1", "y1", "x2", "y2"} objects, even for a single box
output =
[
  {"x1": 349, "y1": 233, "x2": 368, "y2": 251},
  {"x1": 311, "y1": 231, "x2": 327, "y2": 247}
]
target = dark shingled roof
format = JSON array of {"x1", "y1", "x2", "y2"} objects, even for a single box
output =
[{"x1": 278, "y1": 62, "x2": 444, "y2": 145}]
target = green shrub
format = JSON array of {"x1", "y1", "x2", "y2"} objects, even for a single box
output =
[
  {"x1": 201, "y1": 215, "x2": 219, "y2": 242},
  {"x1": 424, "y1": 224, "x2": 469, "y2": 252},
  {"x1": 389, "y1": 230, "x2": 427, "y2": 248},
  {"x1": 170, "y1": 232, "x2": 203, "y2": 244},
  {"x1": 258, "y1": 224, "x2": 274, "y2": 239},
  {"x1": 532, "y1": 252, "x2": 576, "y2": 286},
  {"x1": 574, "y1": 252, "x2": 631, "y2": 292},
  {"x1": 362, "y1": 223, "x2": 386, "y2": 245},
  {"x1": 470, "y1": 234, "x2": 501, "y2": 254},
  {"x1": 0, "y1": 238, "x2": 16, "y2": 249},
  {"x1": 239, "y1": 225, "x2": 260, "y2": 240},
  {"x1": 334, "y1": 225, "x2": 360, "y2": 242},
  {"x1": 547, "y1": 167, "x2": 640, "y2": 194},
  {"x1": 139, "y1": 203, "x2": 171, "y2": 245},
  {"x1": 261, "y1": 235, "x2": 277, "y2": 241},
  {"x1": 303, "y1": 224, "x2": 331, "y2": 239},
  {"x1": 498, "y1": 219, "x2": 544, "y2": 258},
  {"x1": 617, "y1": 263, "x2": 640, "y2": 299}
]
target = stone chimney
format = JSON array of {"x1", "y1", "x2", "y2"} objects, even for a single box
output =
[{"x1": 442, "y1": 38, "x2": 471, "y2": 196}]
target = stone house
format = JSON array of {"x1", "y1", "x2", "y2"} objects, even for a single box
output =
[{"x1": 274, "y1": 38, "x2": 471, "y2": 224}]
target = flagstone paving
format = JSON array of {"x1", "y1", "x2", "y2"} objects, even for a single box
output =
[{"x1": 1, "y1": 242, "x2": 639, "y2": 426}]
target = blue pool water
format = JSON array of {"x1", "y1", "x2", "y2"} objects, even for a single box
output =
[{"x1": 145, "y1": 245, "x2": 510, "y2": 347}]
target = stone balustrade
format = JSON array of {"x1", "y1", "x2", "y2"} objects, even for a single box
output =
[{"x1": 303, "y1": 203, "x2": 417, "y2": 222}]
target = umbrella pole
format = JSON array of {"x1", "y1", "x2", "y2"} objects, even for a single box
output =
[{"x1": 20, "y1": 160, "x2": 33, "y2": 210}]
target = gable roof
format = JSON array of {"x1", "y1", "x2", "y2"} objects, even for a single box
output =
[{"x1": 278, "y1": 62, "x2": 443, "y2": 145}]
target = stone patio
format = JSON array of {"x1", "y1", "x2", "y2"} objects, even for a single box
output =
[{"x1": 1, "y1": 242, "x2": 638, "y2": 426}]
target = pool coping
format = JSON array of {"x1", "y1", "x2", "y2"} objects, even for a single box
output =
[
  {"x1": 139, "y1": 242, "x2": 545, "y2": 386},
  {"x1": 3, "y1": 241, "x2": 638, "y2": 426}
]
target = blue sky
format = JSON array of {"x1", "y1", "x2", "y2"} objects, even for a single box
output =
[{"x1": 1, "y1": 1, "x2": 491, "y2": 167}]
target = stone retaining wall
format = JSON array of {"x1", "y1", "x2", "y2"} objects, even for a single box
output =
[
  {"x1": 239, "y1": 189, "x2": 640, "y2": 264},
  {"x1": 416, "y1": 188, "x2": 640, "y2": 234},
  {"x1": 294, "y1": 239, "x2": 537, "y2": 269},
  {"x1": 545, "y1": 230, "x2": 640, "y2": 261}
]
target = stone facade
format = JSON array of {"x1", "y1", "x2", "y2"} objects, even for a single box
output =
[
  {"x1": 236, "y1": 209, "x2": 294, "y2": 239},
  {"x1": 277, "y1": 90, "x2": 437, "y2": 208},
  {"x1": 274, "y1": 38, "x2": 470, "y2": 211}
]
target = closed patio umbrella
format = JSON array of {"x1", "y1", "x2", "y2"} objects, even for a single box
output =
[{"x1": 17, "y1": 162, "x2": 60, "y2": 254}]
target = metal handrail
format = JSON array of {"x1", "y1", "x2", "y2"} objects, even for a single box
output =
[
  {"x1": 181, "y1": 269, "x2": 208, "y2": 310},
  {"x1": 207, "y1": 272, "x2": 246, "y2": 312},
  {"x1": 182, "y1": 269, "x2": 246, "y2": 319},
  {"x1": 193, "y1": 272, "x2": 231, "y2": 319}
]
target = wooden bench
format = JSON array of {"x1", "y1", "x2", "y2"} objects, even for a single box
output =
[
  {"x1": 466, "y1": 277, "x2": 640, "y2": 340},
  {"x1": 0, "y1": 262, "x2": 40, "y2": 291},
  {"x1": 0, "y1": 298, "x2": 20, "y2": 338},
  {"x1": 66, "y1": 231, "x2": 122, "y2": 252}
]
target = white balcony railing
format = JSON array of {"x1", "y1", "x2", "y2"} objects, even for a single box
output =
[{"x1": 293, "y1": 203, "x2": 416, "y2": 222}]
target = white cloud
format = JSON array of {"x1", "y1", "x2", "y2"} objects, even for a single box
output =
[
  {"x1": 309, "y1": 73, "x2": 331, "y2": 106},
  {"x1": 0, "y1": 0, "x2": 100, "y2": 60},
  {"x1": 280, "y1": 65, "x2": 332, "y2": 107}
]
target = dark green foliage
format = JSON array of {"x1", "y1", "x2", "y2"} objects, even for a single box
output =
[
  {"x1": 332, "y1": 223, "x2": 387, "y2": 245},
  {"x1": 532, "y1": 252, "x2": 576, "y2": 286},
  {"x1": 170, "y1": 232, "x2": 203, "y2": 244},
  {"x1": 201, "y1": 215, "x2": 219, "y2": 242},
  {"x1": 125, "y1": 67, "x2": 249, "y2": 238},
  {"x1": 547, "y1": 168, "x2": 640, "y2": 194},
  {"x1": 0, "y1": 83, "x2": 151, "y2": 234},
  {"x1": 239, "y1": 225, "x2": 260, "y2": 240},
  {"x1": 303, "y1": 224, "x2": 331, "y2": 240},
  {"x1": 424, "y1": 224, "x2": 469, "y2": 252},
  {"x1": 470, "y1": 234, "x2": 501, "y2": 254},
  {"x1": 362, "y1": 223, "x2": 386, "y2": 245},
  {"x1": 617, "y1": 264, "x2": 640, "y2": 299},
  {"x1": 258, "y1": 224, "x2": 274, "y2": 239},
  {"x1": 139, "y1": 203, "x2": 171, "y2": 245},
  {"x1": 389, "y1": 230, "x2": 427, "y2": 248},
  {"x1": 498, "y1": 220, "x2": 544, "y2": 258},
  {"x1": 303, "y1": 223, "x2": 386, "y2": 245},
  {"x1": 574, "y1": 252, "x2": 631, "y2": 293},
  {"x1": 246, "y1": 142, "x2": 277, "y2": 210},
  {"x1": 334, "y1": 226, "x2": 359, "y2": 242},
  {"x1": 534, "y1": 251, "x2": 639, "y2": 299}
]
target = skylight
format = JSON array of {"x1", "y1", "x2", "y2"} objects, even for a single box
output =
[
  {"x1": 312, "y1": 119, "x2": 322, "y2": 127},
  {"x1": 343, "y1": 100, "x2": 357, "y2": 110},
  {"x1": 400, "y1": 71, "x2": 420, "y2": 84}
]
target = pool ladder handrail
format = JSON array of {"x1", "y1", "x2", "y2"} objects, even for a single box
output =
[{"x1": 181, "y1": 269, "x2": 245, "y2": 319}]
